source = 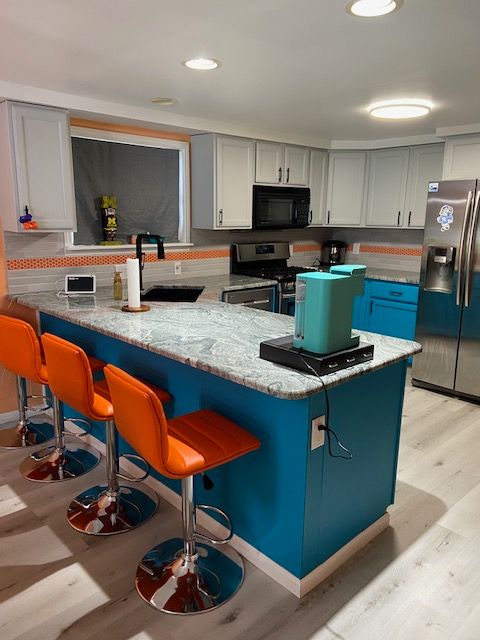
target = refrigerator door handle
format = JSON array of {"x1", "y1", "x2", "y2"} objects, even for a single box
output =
[
  {"x1": 464, "y1": 190, "x2": 480, "y2": 308},
  {"x1": 456, "y1": 190, "x2": 474, "y2": 306}
]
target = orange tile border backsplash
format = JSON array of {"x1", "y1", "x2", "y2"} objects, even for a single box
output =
[
  {"x1": 359, "y1": 245, "x2": 422, "y2": 256},
  {"x1": 6, "y1": 248, "x2": 231, "y2": 271},
  {"x1": 6, "y1": 243, "x2": 422, "y2": 271}
]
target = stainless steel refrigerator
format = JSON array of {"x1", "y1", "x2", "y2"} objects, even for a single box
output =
[{"x1": 412, "y1": 179, "x2": 480, "y2": 400}]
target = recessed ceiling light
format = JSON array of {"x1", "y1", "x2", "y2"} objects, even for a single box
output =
[
  {"x1": 182, "y1": 58, "x2": 221, "y2": 70},
  {"x1": 368, "y1": 99, "x2": 433, "y2": 119},
  {"x1": 150, "y1": 97, "x2": 177, "y2": 106},
  {"x1": 346, "y1": 0, "x2": 402, "y2": 17}
]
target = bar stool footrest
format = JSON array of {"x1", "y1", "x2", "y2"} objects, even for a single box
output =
[
  {"x1": 63, "y1": 417, "x2": 92, "y2": 438},
  {"x1": 25, "y1": 394, "x2": 52, "y2": 414},
  {"x1": 195, "y1": 504, "x2": 234, "y2": 545},
  {"x1": 117, "y1": 453, "x2": 150, "y2": 482}
]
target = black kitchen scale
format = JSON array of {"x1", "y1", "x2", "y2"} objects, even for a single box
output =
[{"x1": 259, "y1": 335, "x2": 374, "y2": 376}]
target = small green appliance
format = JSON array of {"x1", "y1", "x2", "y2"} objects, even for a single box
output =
[{"x1": 293, "y1": 265, "x2": 367, "y2": 354}]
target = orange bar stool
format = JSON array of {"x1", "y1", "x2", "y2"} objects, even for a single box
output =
[
  {"x1": 0, "y1": 315, "x2": 102, "y2": 480},
  {"x1": 42, "y1": 333, "x2": 171, "y2": 535},
  {"x1": 0, "y1": 314, "x2": 55, "y2": 448},
  {"x1": 104, "y1": 364, "x2": 261, "y2": 615}
]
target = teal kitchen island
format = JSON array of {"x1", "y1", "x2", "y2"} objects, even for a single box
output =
[{"x1": 12, "y1": 291, "x2": 420, "y2": 597}]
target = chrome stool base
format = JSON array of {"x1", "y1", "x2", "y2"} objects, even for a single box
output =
[
  {"x1": 0, "y1": 419, "x2": 54, "y2": 449},
  {"x1": 136, "y1": 538, "x2": 244, "y2": 614},
  {"x1": 67, "y1": 483, "x2": 158, "y2": 535},
  {"x1": 19, "y1": 442, "x2": 100, "y2": 482}
]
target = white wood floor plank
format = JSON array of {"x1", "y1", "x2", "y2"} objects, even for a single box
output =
[{"x1": 0, "y1": 379, "x2": 479, "y2": 640}]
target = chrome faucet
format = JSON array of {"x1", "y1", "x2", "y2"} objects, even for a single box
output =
[{"x1": 135, "y1": 234, "x2": 165, "y2": 291}]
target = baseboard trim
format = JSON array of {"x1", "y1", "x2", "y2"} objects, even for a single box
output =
[{"x1": 5, "y1": 412, "x2": 390, "y2": 598}]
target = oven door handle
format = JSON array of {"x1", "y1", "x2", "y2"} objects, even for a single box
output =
[{"x1": 280, "y1": 293, "x2": 296, "y2": 299}]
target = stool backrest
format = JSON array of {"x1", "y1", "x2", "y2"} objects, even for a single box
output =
[
  {"x1": 104, "y1": 364, "x2": 170, "y2": 475},
  {"x1": 0, "y1": 314, "x2": 44, "y2": 382},
  {"x1": 41, "y1": 333, "x2": 97, "y2": 417}
]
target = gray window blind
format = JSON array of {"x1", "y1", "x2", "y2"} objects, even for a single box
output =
[{"x1": 72, "y1": 137, "x2": 180, "y2": 245}]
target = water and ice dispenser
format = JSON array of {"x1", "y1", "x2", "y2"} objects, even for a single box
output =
[{"x1": 424, "y1": 246, "x2": 456, "y2": 293}]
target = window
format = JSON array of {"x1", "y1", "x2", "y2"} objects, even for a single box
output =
[{"x1": 67, "y1": 127, "x2": 190, "y2": 248}]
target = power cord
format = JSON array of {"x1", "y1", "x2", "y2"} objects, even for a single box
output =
[{"x1": 298, "y1": 352, "x2": 353, "y2": 461}]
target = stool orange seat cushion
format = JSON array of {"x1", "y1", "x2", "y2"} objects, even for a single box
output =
[
  {"x1": 0, "y1": 315, "x2": 48, "y2": 384},
  {"x1": 41, "y1": 333, "x2": 171, "y2": 423},
  {"x1": 104, "y1": 364, "x2": 260, "y2": 480}
]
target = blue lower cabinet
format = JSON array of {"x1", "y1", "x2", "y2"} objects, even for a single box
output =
[
  {"x1": 366, "y1": 297, "x2": 417, "y2": 339},
  {"x1": 353, "y1": 280, "x2": 419, "y2": 343}
]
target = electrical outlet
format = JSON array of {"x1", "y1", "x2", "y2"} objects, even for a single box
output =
[
  {"x1": 115, "y1": 263, "x2": 126, "y2": 276},
  {"x1": 352, "y1": 243, "x2": 360, "y2": 255},
  {"x1": 174, "y1": 261, "x2": 182, "y2": 275},
  {"x1": 311, "y1": 415, "x2": 326, "y2": 450}
]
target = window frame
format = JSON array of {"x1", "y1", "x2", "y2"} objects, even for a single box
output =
[{"x1": 65, "y1": 126, "x2": 191, "y2": 251}]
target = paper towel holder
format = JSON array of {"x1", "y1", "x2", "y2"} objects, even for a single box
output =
[{"x1": 121, "y1": 304, "x2": 150, "y2": 313}]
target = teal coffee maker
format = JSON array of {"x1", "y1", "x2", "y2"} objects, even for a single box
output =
[
  {"x1": 293, "y1": 265, "x2": 366, "y2": 354},
  {"x1": 259, "y1": 264, "x2": 374, "y2": 375}
]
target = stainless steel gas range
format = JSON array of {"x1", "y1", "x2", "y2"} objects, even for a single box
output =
[{"x1": 231, "y1": 242, "x2": 317, "y2": 315}]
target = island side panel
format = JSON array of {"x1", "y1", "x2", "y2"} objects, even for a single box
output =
[
  {"x1": 40, "y1": 313, "x2": 312, "y2": 578},
  {"x1": 302, "y1": 361, "x2": 407, "y2": 577}
]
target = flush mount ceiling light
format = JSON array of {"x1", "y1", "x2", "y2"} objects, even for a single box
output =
[
  {"x1": 368, "y1": 99, "x2": 433, "y2": 119},
  {"x1": 346, "y1": 0, "x2": 402, "y2": 17},
  {"x1": 182, "y1": 57, "x2": 221, "y2": 70},
  {"x1": 150, "y1": 97, "x2": 177, "y2": 106}
]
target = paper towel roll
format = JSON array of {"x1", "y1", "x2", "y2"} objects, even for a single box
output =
[{"x1": 126, "y1": 258, "x2": 141, "y2": 309}]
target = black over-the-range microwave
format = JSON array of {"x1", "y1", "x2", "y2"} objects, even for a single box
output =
[{"x1": 252, "y1": 185, "x2": 311, "y2": 229}]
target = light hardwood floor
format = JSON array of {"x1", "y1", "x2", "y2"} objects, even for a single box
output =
[{"x1": 1, "y1": 375, "x2": 479, "y2": 640}]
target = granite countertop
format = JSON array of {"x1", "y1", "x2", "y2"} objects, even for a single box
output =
[
  {"x1": 142, "y1": 269, "x2": 419, "y2": 303},
  {"x1": 142, "y1": 273, "x2": 278, "y2": 302},
  {"x1": 364, "y1": 268, "x2": 420, "y2": 285},
  {"x1": 11, "y1": 289, "x2": 421, "y2": 400}
]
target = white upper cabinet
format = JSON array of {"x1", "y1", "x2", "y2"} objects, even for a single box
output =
[
  {"x1": 0, "y1": 101, "x2": 76, "y2": 232},
  {"x1": 191, "y1": 134, "x2": 254, "y2": 230},
  {"x1": 443, "y1": 135, "x2": 480, "y2": 179},
  {"x1": 365, "y1": 148, "x2": 410, "y2": 227},
  {"x1": 326, "y1": 152, "x2": 366, "y2": 226},
  {"x1": 284, "y1": 146, "x2": 310, "y2": 185},
  {"x1": 255, "y1": 142, "x2": 284, "y2": 184},
  {"x1": 255, "y1": 142, "x2": 309, "y2": 186},
  {"x1": 308, "y1": 149, "x2": 328, "y2": 226},
  {"x1": 404, "y1": 144, "x2": 444, "y2": 228},
  {"x1": 216, "y1": 137, "x2": 254, "y2": 228}
]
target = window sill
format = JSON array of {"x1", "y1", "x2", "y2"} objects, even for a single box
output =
[{"x1": 65, "y1": 242, "x2": 194, "y2": 254}]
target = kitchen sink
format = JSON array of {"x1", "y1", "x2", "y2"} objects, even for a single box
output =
[{"x1": 140, "y1": 285, "x2": 205, "y2": 302}]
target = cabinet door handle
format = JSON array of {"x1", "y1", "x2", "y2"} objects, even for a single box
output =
[
  {"x1": 408, "y1": 211, "x2": 412, "y2": 226},
  {"x1": 278, "y1": 167, "x2": 282, "y2": 183},
  {"x1": 218, "y1": 209, "x2": 223, "y2": 225},
  {"x1": 397, "y1": 211, "x2": 401, "y2": 226},
  {"x1": 389, "y1": 291, "x2": 403, "y2": 297},
  {"x1": 308, "y1": 210, "x2": 312, "y2": 224},
  {"x1": 286, "y1": 167, "x2": 290, "y2": 183},
  {"x1": 327, "y1": 210, "x2": 331, "y2": 224}
]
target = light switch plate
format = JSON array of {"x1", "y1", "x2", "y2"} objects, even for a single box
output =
[
  {"x1": 311, "y1": 415, "x2": 326, "y2": 450},
  {"x1": 174, "y1": 261, "x2": 182, "y2": 275},
  {"x1": 352, "y1": 242, "x2": 360, "y2": 255}
]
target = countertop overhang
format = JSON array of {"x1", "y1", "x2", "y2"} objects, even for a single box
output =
[{"x1": 9, "y1": 289, "x2": 421, "y2": 400}]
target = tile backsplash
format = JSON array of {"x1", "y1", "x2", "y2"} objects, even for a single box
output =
[{"x1": 4, "y1": 226, "x2": 423, "y2": 294}]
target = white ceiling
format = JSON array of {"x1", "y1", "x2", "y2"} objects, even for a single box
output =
[{"x1": 1, "y1": 0, "x2": 480, "y2": 144}]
